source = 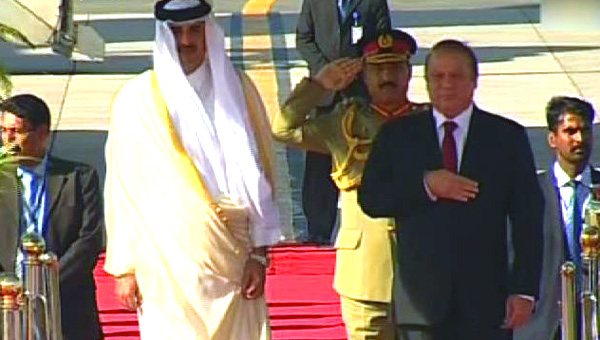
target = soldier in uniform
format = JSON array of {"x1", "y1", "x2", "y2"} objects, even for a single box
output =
[{"x1": 272, "y1": 29, "x2": 427, "y2": 340}]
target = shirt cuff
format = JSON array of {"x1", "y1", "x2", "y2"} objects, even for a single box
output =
[
  {"x1": 423, "y1": 174, "x2": 437, "y2": 201},
  {"x1": 517, "y1": 294, "x2": 535, "y2": 302}
]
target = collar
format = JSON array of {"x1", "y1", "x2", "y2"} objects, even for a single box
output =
[
  {"x1": 553, "y1": 161, "x2": 592, "y2": 188},
  {"x1": 432, "y1": 103, "x2": 473, "y2": 131},
  {"x1": 370, "y1": 102, "x2": 413, "y2": 120},
  {"x1": 17, "y1": 155, "x2": 49, "y2": 178}
]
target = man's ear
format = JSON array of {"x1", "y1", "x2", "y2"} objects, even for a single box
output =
[
  {"x1": 38, "y1": 123, "x2": 51, "y2": 142},
  {"x1": 547, "y1": 131, "x2": 556, "y2": 149}
]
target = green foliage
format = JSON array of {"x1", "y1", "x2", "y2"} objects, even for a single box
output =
[
  {"x1": 0, "y1": 22, "x2": 35, "y2": 101},
  {"x1": 0, "y1": 156, "x2": 41, "y2": 167},
  {"x1": 0, "y1": 64, "x2": 12, "y2": 100},
  {"x1": 0, "y1": 156, "x2": 41, "y2": 194},
  {"x1": 0, "y1": 157, "x2": 18, "y2": 174}
]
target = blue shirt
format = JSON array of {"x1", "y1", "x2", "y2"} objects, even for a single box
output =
[
  {"x1": 15, "y1": 158, "x2": 50, "y2": 279},
  {"x1": 17, "y1": 161, "x2": 50, "y2": 236}
]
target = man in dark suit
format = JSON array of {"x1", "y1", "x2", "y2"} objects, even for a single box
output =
[
  {"x1": 358, "y1": 40, "x2": 544, "y2": 340},
  {"x1": 296, "y1": 0, "x2": 390, "y2": 244},
  {"x1": 0, "y1": 94, "x2": 104, "y2": 340},
  {"x1": 514, "y1": 96, "x2": 597, "y2": 340}
]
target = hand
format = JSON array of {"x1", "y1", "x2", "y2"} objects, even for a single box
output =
[
  {"x1": 241, "y1": 258, "x2": 266, "y2": 300},
  {"x1": 503, "y1": 295, "x2": 535, "y2": 329},
  {"x1": 115, "y1": 274, "x2": 142, "y2": 311},
  {"x1": 314, "y1": 58, "x2": 362, "y2": 91},
  {"x1": 424, "y1": 169, "x2": 479, "y2": 202}
]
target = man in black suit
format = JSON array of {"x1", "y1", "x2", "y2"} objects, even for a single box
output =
[
  {"x1": 0, "y1": 94, "x2": 104, "y2": 340},
  {"x1": 296, "y1": 0, "x2": 390, "y2": 244},
  {"x1": 358, "y1": 40, "x2": 544, "y2": 340},
  {"x1": 515, "y1": 96, "x2": 597, "y2": 340}
]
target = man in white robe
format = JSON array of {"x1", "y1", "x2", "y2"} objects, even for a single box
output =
[{"x1": 103, "y1": 0, "x2": 281, "y2": 339}]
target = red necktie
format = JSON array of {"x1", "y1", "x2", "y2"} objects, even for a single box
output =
[{"x1": 442, "y1": 121, "x2": 458, "y2": 173}]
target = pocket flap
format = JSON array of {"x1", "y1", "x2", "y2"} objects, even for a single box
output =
[{"x1": 335, "y1": 229, "x2": 362, "y2": 250}]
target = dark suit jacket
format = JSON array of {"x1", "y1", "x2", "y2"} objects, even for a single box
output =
[
  {"x1": 514, "y1": 167, "x2": 600, "y2": 340},
  {"x1": 0, "y1": 157, "x2": 104, "y2": 340},
  {"x1": 296, "y1": 0, "x2": 390, "y2": 102},
  {"x1": 358, "y1": 106, "x2": 544, "y2": 326}
]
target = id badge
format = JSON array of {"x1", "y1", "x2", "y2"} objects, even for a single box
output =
[{"x1": 351, "y1": 25, "x2": 363, "y2": 45}]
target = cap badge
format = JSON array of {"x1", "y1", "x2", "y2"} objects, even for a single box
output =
[{"x1": 377, "y1": 34, "x2": 393, "y2": 49}]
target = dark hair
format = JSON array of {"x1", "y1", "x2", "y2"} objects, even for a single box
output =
[
  {"x1": 1, "y1": 94, "x2": 51, "y2": 130},
  {"x1": 546, "y1": 96, "x2": 595, "y2": 132},
  {"x1": 424, "y1": 39, "x2": 478, "y2": 79}
]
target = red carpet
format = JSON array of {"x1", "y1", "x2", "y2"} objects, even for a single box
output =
[{"x1": 94, "y1": 245, "x2": 347, "y2": 340}]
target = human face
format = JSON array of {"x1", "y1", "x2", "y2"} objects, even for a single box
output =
[
  {"x1": 170, "y1": 21, "x2": 207, "y2": 75},
  {"x1": 548, "y1": 112, "x2": 593, "y2": 171},
  {"x1": 1, "y1": 112, "x2": 49, "y2": 161},
  {"x1": 426, "y1": 50, "x2": 477, "y2": 118},
  {"x1": 363, "y1": 61, "x2": 411, "y2": 109}
]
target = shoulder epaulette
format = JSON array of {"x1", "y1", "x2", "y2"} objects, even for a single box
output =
[
  {"x1": 337, "y1": 96, "x2": 369, "y2": 113},
  {"x1": 409, "y1": 102, "x2": 431, "y2": 113}
]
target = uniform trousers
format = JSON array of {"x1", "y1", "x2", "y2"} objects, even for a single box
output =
[{"x1": 340, "y1": 296, "x2": 394, "y2": 340}]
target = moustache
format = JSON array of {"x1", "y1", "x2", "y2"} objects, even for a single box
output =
[
  {"x1": 178, "y1": 46, "x2": 197, "y2": 53},
  {"x1": 571, "y1": 145, "x2": 590, "y2": 154},
  {"x1": 378, "y1": 81, "x2": 397, "y2": 89}
]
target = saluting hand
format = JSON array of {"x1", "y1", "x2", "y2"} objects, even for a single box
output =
[
  {"x1": 425, "y1": 169, "x2": 479, "y2": 202},
  {"x1": 314, "y1": 58, "x2": 362, "y2": 91}
]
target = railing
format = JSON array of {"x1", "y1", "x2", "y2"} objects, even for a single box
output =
[{"x1": 0, "y1": 232, "x2": 62, "y2": 340}]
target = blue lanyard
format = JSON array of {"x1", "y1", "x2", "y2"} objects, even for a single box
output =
[{"x1": 17, "y1": 159, "x2": 49, "y2": 237}]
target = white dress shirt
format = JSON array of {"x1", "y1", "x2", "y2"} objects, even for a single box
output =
[{"x1": 431, "y1": 104, "x2": 473, "y2": 170}]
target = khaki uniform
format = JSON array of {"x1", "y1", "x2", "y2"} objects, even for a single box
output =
[{"x1": 272, "y1": 77, "x2": 427, "y2": 339}]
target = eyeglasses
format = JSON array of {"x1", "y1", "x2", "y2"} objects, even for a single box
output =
[{"x1": 1, "y1": 127, "x2": 35, "y2": 136}]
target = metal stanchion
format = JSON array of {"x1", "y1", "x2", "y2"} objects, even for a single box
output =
[
  {"x1": 562, "y1": 262, "x2": 577, "y2": 340},
  {"x1": 22, "y1": 232, "x2": 48, "y2": 340},
  {"x1": 40, "y1": 253, "x2": 62, "y2": 340},
  {"x1": 0, "y1": 274, "x2": 23, "y2": 340},
  {"x1": 588, "y1": 186, "x2": 600, "y2": 335},
  {"x1": 0, "y1": 232, "x2": 63, "y2": 340},
  {"x1": 580, "y1": 227, "x2": 600, "y2": 340},
  {"x1": 562, "y1": 185, "x2": 600, "y2": 340}
]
